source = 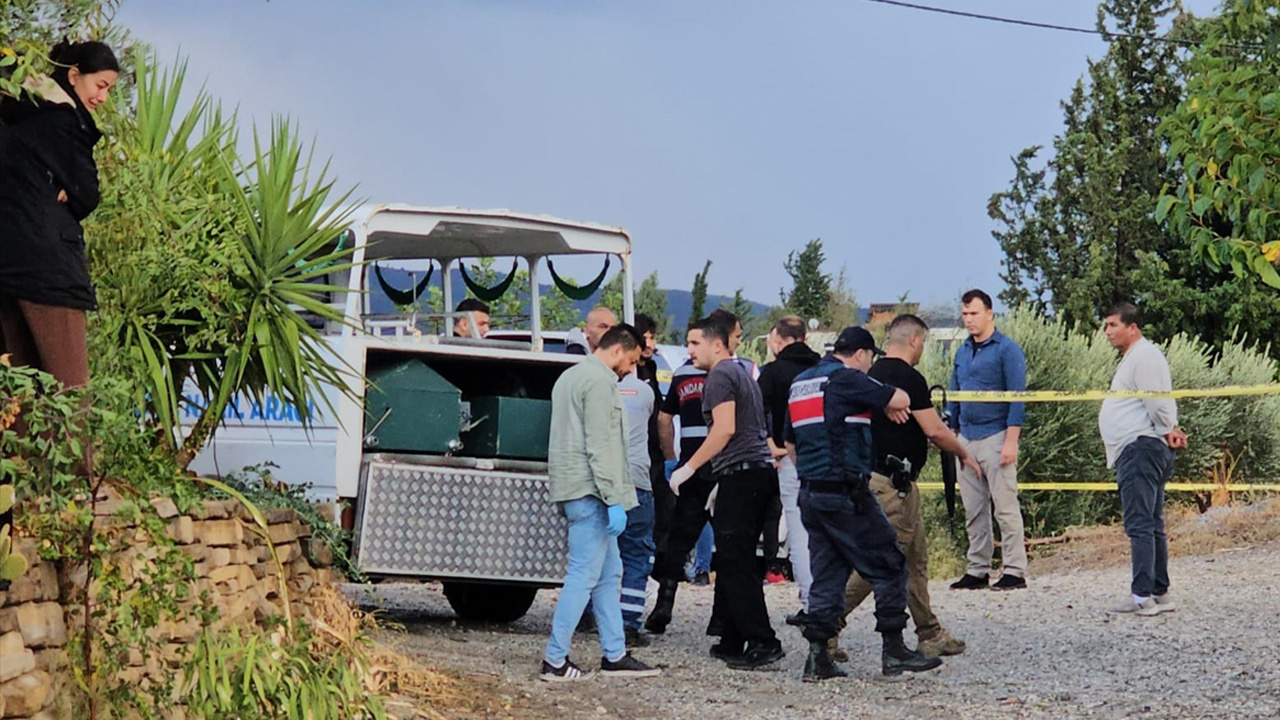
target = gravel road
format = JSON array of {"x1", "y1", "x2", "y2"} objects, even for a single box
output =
[{"x1": 348, "y1": 541, "x2": 1280, "y2": 720}]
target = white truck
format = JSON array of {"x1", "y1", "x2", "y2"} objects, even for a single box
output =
[{"x1": 187, "y1": 205, "x2": 657, "y2": 621}]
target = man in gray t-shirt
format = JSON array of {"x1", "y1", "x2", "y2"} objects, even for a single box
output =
[
  {"x1": 701, "y1": 359, "x2": 773, "y2": 474},
  {"x1": 1099, "y1": 303, "x2": 1187, "y2": 618},
  {"x1": 617, "y1": 367, "x2": 657, "y2": 640},
  {"x1": 669, "y1": 315, "x2": 783, "y2": 669}
]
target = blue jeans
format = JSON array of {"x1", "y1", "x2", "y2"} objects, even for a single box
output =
[
  {"x1": 692, "y1": 522, "x2": 714, "y2": 576},
  {"x1": 618, "y1": 489, "x2": 655, "y2": 630},
  {"x1": 545, "y1": 496, "x2": 626, "y2": 665},
  {"x1": 1116, "y1": 436, "x2": 1174, "y2": 597}
]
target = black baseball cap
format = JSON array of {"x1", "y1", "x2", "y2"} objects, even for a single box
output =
[{"x1": 833, "y1": 326, "x2": 884, "y2": 356}]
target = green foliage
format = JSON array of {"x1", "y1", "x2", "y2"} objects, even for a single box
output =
[
  {"x1": 719, "y1": 288, "x2": 756, "y2": 335},
  {"x1": 0, "y1": 0, "x2": 129, "y2": 100},
  {"x1": 636, "y1": 271, "x2": 672, "y2": 336},
  {"x1": 782, "y1": 239, "x2": 832, "y2": 325},
  {"x1": 185, "y1": 623, "x2": 386, "y2": 720},
  {"x1": 688, "y1": 259, "x2": 712, "y2": 324},
  {"x1": 1158, "y1": 0, "x2": 1280, "y2": 289},
  {"x1": 990, "y1": 0, "x2": 1280, "y2": 363},
  {"x1": 599, "y1": 270, "x2": 671, "y2": 335},
  {"x1": 1, "y1": 363, "x2": 201, "y2": 719},
  {"x1": 0, "y1": 480, "x2": 26, "y2": 581},
  {"x1": 85, "y1": 53, "x2": 360, "y2": 464},
  {"x1": 991, "y1": 0, "x2": 1185, "y2": 322},
  {"x1": 826, "y1": 264, "x2": 859, "y2": 331}
]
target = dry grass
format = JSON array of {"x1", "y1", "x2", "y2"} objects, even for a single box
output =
[
  {"x1": 302, "y1": 583, "x2": 523, "y2": 720},
  {"x1": 1031, "y1": 497, "x2": 1280, "y2": 577}
]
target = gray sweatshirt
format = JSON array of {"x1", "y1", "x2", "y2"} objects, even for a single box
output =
[{"x1": 1098, "y1": 337, "x2": 1178, "y2": 468}]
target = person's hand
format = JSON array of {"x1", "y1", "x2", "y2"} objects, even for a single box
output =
[
  {"x1": 999, "y1": 439, "x2": 1019, "y2": 466},
  {"x1": 1165, "y1": 427, "x2": 1188, "y2": 450},
  {"x1": 669, "y1": 464, "x2": 695, "y2": 496},
  {"x1": 886, "y1": 407, "x2": 911, "y2": 424},
  {"x1": 664, "y1": 459, "x2": 678, "y2": 480},
  {"x1": 606, "y1": 505, "x2": 627, "y2": 537},
  {"x1": 56, "y1": 189, "x2": 68, "y2": 204},
  {"x1": 961, "y1": 453, "x2": 983, "y2": 478}
]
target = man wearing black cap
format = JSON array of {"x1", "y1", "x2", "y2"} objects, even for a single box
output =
[{"x1": 785, "y1": 326, "x2": 942, "y2": 681}]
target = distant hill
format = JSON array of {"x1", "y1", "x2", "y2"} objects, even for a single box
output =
[{"x1": 366, "y1": 267, "x2": 774, "y2": 329}]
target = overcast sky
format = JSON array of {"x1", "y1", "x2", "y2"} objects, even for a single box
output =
[{"x1": 117, "y1": 0, "x2": 1219, "y2": 310}]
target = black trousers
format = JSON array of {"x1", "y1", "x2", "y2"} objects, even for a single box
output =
[
  {"x1": 800, "y1": 486, "x2": 909, "y2": 641},
  {"x1": 651, "y1": 470, "x2": 715, "y2": 582},
  {"x1": 762, "y1": 495, "x2": 783, "y2": 570},
  {"x1": 709, "y1": 465, "x2": 780, "y2": 646},
  {"x1": 650, "y1": 460, "x2": 677, "y2": 558}
]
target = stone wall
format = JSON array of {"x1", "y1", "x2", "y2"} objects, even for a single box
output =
[{"x1": 0, "y1": 498, "x2": 333, "y2": 719}]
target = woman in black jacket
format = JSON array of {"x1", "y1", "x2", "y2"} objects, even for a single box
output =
[{"x1": 0, "y1": 40, "x2": 118, "y2": 389}]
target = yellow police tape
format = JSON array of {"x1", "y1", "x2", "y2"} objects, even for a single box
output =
[
  {"x1": 935, "y1": 384, "x2": 1280, "y2": 402},
  {"x1": 917, "y1": 481, "x2": 1280, "y2": 492}
]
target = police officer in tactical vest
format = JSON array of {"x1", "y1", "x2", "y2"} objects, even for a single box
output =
[{"x1": 786, "y1": 326, "x2": 943, "y2": 680}]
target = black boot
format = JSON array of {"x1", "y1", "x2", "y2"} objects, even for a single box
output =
[
  {"x1": 803, "y1": 639, "x2": 847, "y2": 682},
  {"x1": 644, "y1": 579, "x2": 679, "y2": 634},
  {"x1": 881, "y1": 630, "x2": 943, "y2": 677}
]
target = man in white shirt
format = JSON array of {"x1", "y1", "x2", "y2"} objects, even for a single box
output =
[{"x1": 1098, "y1": 302, "x2": 1187, "y2": 617}]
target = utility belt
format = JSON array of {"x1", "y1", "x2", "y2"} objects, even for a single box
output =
[
  {"x1": 801, "y1": 472, "x2": 874, "y2": 514},
  {"x1": 713, "y1": 460, "x2": 774, "y2": 478}
]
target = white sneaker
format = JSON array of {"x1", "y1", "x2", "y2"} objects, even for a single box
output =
[
  {"x1": 1152, "y1": 593, "x2": 1177, "y2": 614},
  {"x1": 1108, "y1": 597, "x2": 1160, "y2": 617}
]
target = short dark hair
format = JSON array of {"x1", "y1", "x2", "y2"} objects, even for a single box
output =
[
  {"x1": 707, "y1": 308, "x2": 739, "y2": 330},
  {"x1": 692, "y1": 316, "x2": 731, "y2": 348},
  {"x1": 1105, "y1": 301, "x2": 1141, "y2": 328},
  {"x1": 598, "y1": 323, "x2": 644, "y2": 351},
  {"x1": 49, "y1": 40, "x2": 119, "y2": 85},
  {"x1": 885, "y1": 314, "x2": 929, "y2": 346},
  {"x1": 774, "y1": 315, "x2": 806, "y2": 342},
  {"x1": 961, "y1": 289, "x2": 993, "y2": 310},
  {"x1": 455, "y1": 298, "x2": 490, "y2": 315},
  {"x1": 634, "y1": 313, "x2": 658, "y2": 337}
]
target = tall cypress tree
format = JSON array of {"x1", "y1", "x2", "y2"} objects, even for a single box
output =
[
  {"x1": 989, "y1": 0, "x2": 1280, "y2": 357},
  {"x1": 782, "y1": 239, "x2": 832, "y2": 325}
]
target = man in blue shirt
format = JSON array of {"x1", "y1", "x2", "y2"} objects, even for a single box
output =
[{"x1": 947, "y1": 289, "x2": 1029, "y2": 591}]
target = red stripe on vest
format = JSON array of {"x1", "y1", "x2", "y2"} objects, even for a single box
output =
[{"x1": 789, "y1": 395, "x2": 824, "y2": 425}]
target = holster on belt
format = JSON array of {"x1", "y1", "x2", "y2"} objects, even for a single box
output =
[
  {"x1": 883, "y1": 454, "x2": 914, "y2": 498},
  {"x1": 843, "y1": 471, "x2": 872, "y2": 515}
]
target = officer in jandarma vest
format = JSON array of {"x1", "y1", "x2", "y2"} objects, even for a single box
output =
[{"x1": 785, "y1": 326, "x2": 944, "y2": 681}]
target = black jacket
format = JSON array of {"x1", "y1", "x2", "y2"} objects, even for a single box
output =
[
  {"x1": 636, "y1": 356, "x2": 666, "y2": 487},
  {"x1": 758, "y1": 341, "x2": 822, "y2": 445},
  {"x1": 0, "y1": 76, "x2": 103, "y2": 310}
]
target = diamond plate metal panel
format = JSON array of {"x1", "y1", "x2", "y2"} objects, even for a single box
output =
[{"x1": 355, "y1": 460, "x2": 568, "y2": 583}]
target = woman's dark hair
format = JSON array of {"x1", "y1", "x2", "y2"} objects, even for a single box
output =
[{"x1": 49, "y1": 40, "x2": 119, "y2": 83}]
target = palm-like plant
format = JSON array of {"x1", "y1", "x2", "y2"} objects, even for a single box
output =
[{"x1": 87, "y1": 53, "x2": 359, "y2": 465}]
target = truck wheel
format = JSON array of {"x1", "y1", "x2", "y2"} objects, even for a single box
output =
[{"x1": 442, "y1": 581, "x2": 538, "y2": 623}]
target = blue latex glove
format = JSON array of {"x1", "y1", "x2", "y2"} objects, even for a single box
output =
[
  {"x1": 606, "y1": 505, "x2": 627, "y2": 537},
  {"x1": 664, "y1": 459, "x2": 679, "y2": 480}
]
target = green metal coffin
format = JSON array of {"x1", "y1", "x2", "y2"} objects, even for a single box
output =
[
  {"x1": 363, "y1": 360, "x2": 463, "y2": 453},
  {"x1": 462, "y1": 396, "x2": 552, "y2": 460}
]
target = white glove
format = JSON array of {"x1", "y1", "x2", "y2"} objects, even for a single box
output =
[
  {"x1": 669, "y1": 464, "x2": 695, "y2": 496},
  {"x1": 705, "y1": 484, "x2": 719, "y2": 517}
]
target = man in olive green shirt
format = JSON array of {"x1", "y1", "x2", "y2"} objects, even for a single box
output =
[{"x1": 541, "y1": 324, "x2": 661, "y2": 681}]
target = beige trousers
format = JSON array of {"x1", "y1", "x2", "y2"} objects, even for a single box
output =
[{"x1": 958, "y1": 431, "x2": 1027, "y2": 577}]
